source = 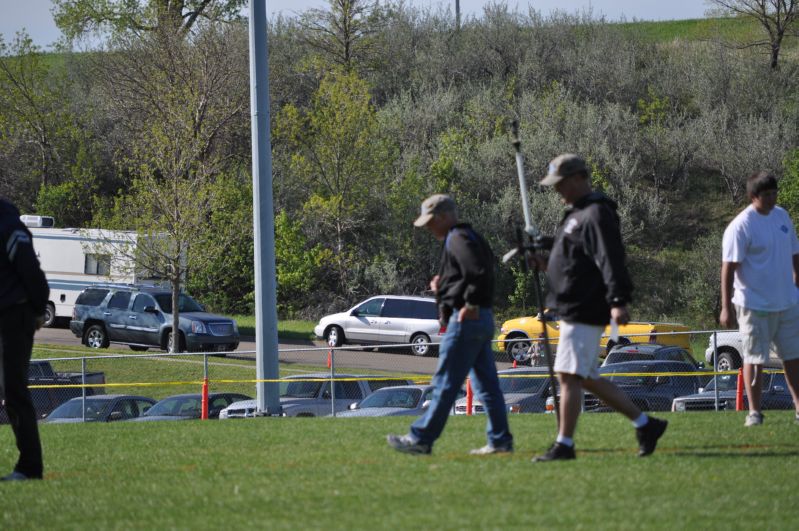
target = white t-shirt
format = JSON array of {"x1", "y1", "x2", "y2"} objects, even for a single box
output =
[{"x1": 722, "y1": 205, "x2": 799, "y2": 312}]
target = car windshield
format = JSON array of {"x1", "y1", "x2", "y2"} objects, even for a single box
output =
[
  {"x1": 359, "y1": 388, "x2": 422, "y2": 408},
  {"x1": 599, "y1": 365, "x2": 656, "y2": 386},
  {"x1": 153, "y1": 293, "x2": 204, "y2": 313},
  {"x1": 702, "y1": 374, "x2": 738, "y2": 392},
  {"x1": 48, "y1": 399, "x2": 109, "y2": 420},
  {"x1": 145, "y1": 396, "x2": 201, "y2": 417},
  {"x1": 499, "y1": 375, "x2": 548, "y2": 394},
  {"x1": 280, "y1": 380, "x2": 323, "y2": 398}
]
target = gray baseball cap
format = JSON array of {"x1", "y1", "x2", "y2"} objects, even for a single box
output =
[
  {"x1": 414, "y1": 194, "x2": 456, "y2": 227},
  {"x1": 540, "y1": 154, "x2": 589, "y2": 186}
]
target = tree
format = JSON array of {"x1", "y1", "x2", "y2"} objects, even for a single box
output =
[
  {"x1": 706, "y1": 0, "x2": 799, "y2": 69},
  {"x1": 91, "y1": 24, "x2": 248, "y2": 350},
  {"x1": 52, "y1": 0, "x2": 246, "y2": 40}
]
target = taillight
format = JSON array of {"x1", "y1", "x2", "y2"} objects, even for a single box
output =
[
  {"x1": 72, "y1": 307, "x2": 77, "y2": 320},
  {"x1": 439, "y1": 325, "x2": 447, "y2": 334}
]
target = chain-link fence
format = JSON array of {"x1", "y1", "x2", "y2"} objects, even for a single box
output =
[{"x1": 16, "y1": 329, "x2": 791, "y2": 423}]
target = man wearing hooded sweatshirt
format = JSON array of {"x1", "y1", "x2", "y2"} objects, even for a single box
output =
[{"x1": 529, "y1": 154, "x2": 668, "y2": 462}]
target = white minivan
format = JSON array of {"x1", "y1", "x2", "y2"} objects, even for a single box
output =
[{"x1": 313, "y1": 295, "x2": 445, "y2": 356}]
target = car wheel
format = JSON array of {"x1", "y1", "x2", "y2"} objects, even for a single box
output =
[
  {"x1": 129, "y1": 345, "x2": 149, "y2": 352},
  {"x1": 410, "y1": 333, "x2": 431, "y2": 356},
  {"x1": 507, "y1": 335, "x2": 532, "y2": 363},
  {"x1": 325, "y1": 325, "x2": 344, "y2": 347},
  {"x1": 43, "y1": 303, "x2": 56, "y2": 328},
  {"x1": 84, "y1": 324, "x2": 109, "y2": 349},
  {"x1": 167, "y1": 330, "x2": 186, "y2": 353},
  {"x1": 716, "y1": 350, "x2": 740, "y2": 371}
]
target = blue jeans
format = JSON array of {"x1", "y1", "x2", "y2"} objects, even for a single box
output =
[{"x1": 410, "y1": 308, "x2": 513, "y2": 448}]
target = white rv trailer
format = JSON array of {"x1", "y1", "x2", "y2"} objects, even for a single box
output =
[{"x1": 23, "y1": 215, "x2": 159, "y2": 327}]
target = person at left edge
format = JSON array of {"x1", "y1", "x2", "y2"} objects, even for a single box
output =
[
  {"x1": 387, "y1": 194, "x2": 513, "y2": 456},
  {"x1": 0, "y1": 199, "x2": 49, "y2": 481}
]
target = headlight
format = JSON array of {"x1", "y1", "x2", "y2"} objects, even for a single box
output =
[
  {"x1": 219, "y1": 409, "x2": 229, "y2": 419},
  {"x1": 191, "y1": 321, "x2": 206, "y2": 333},
  {"x1": 673, "y1": 401, "x2": 685, "y2": 412},
  {"x1": 232, "y1": 321, "x2": 239, "y2": 333}
]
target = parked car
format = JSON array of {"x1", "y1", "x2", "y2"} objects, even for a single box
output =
[
  {"x1": 219, "y1": 374, "x2": 413, "y2": 418},
  {"x1": 70, "y1": 284, "x2": 239, "y2": 353},
  {"x1": 0, "y1": 360, "x2": 105, "y2": 423},
  {"x1": 704, "y1": 330, "x2": 781, "y2": 371},
  {"x1": 497, "y1": 311, "x2": 691, "y2": 363},
  {"x1": 43, "y1": 395, "x2": 156, "y2": 423},
  {"x1": 313, "y1": 295, "x2": 445, "y2": 356},
  {"x1": 336, "y1": 384, "x2": 463, "y2": 417},
  {"x1": 585, "y1": 360, "x2": 703, "y2": 412},
  {"x1": 129, "y1": 392, "x2": 251, "y2": 421},
  {"x1": 454, "y1": 367, "x2": 558, "y2": 415},
  {"x1": 672, "y1": 372, "x2": 793, "y2": 411},
  {"x1": 603, "y1": 344, "x2": 703, "y2": 369}
]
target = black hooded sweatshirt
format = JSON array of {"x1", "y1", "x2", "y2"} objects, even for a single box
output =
[
  {"x1": 0, "y1": 199, "x2": 49, "y2": 314},
  {"x1": 545, "y1": 192, "x2": 633, "y2": 326},
  {"x1": 436, "y1": 223, "x2": 495, "y2": 316}
]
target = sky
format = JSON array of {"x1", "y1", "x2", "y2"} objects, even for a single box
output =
[{"x1": 0, "y1": 0, "x2": 710, "y2": 49}]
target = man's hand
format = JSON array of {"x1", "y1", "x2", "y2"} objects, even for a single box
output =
[
  {"x1": 719, "y1": 306, "x2": 737, "y2": 329},
  {"x1": 610, "y1": 305, "x2": 629, "y2": 326},
  {"x1": 458, "y1": 305, "x2": 479, "y2": 322},
  {"x1": 429, "y1": 275, "x2": 440, "y2": 295}
]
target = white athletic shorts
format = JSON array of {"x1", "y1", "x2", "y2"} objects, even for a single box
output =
[
  {"x1": 735, "y1": 303, "x2": 799, "y2": 365},
  {"x1": 554, "y1": 321, "x2": 604, "y2": 379}
]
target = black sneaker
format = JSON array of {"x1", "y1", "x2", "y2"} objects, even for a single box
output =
[
  {"x1": 1, "y1": 471, "x2": 41, "y2": 481},
  {"x1": 636, "y1": 417, "x2": 668, "y2": 457},
  {"x1": 387, "y1": 434, "x2": 432, "y2": 455},
  {"x1": 532, "y1": 442, "x2": 576, "y2": 462}
]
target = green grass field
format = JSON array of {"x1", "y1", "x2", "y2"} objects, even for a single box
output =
[{"x1": 1, "y1": 412, "x2": 797, "y2": 529}]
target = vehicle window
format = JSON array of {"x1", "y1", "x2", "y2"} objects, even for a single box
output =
[
  {"x1": 49, "y1": 399, "x2": 106, "y2": 420},
  {"x1": 135, "y1": 400, "x2": 153, "y2": 415},
  {"x1": 360, "y1": 388, "x2": 422, "y2": 408},
  {"x1": 367, "y1": 379, "x2": 409, "y2": 392},
  {"x1": 704, "y1": 374, "x2": 737, "y2": 392},
  {"x1": 146, "y1": 397, "x2": 199, "y2": 417},
  {"x1": 132, "y1": 294, "x2": 157, "y2": 313},
  {"x1": 280, "y1": 380, "x2": 323, "y2": 398},
  {"x1": 153, "y1": 293, "x2": 204, "y2": 313},
  {"x1": 412, "y1": 300, "x2": 438, "y2": 320},
  {"x1": 107, "y1": 291, "x2": 132, "y2": 310},
  {"x1": 84, "y1": 254, "x2": 111, "y2": 275},
  {"x1": 76, "y1": 288, "x2": 109, "y2": 306},
  {"x1": 381, "y1": 298, "x2": 413, "y2": 318},
  {"x1": 338, "y1": 381, "x2": 362, "y2": 400},
  {"x1": 499, "y1": 375, "x2": 548, "y2": 394},
  {"x1": 210, "y1": 397, "x2": 229, "y2": 409},
  {"x1": 354, "y1": 298, "x2": 384, "y2": 317}
]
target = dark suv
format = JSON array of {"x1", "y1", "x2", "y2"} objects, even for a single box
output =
[{"x1": 70, "y1": 285, "x2": 239, "y2": 353}]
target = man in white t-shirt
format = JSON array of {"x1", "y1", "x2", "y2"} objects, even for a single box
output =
[{"x1": 720, "y1": 171, "x2": 799, "y2": 426}]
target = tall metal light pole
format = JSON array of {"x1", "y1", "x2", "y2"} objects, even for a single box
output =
[{"x1": 248, "y1": 0, "x2": 281, "y2": 415}]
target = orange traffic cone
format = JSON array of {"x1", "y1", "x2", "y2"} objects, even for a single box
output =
[
  {"x1": 735, "y1": 368, "x2": 744, "y2": 411},
  {"x1": 466, "y1": 378, "x2": 473, "y2": 416},
  {"x1": 201, "y1": 377, "x2": 209, "y2": 420}
]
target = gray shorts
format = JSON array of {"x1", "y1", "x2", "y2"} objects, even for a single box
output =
[
  {"x1": 736, "y1": 303, "x2": 799, "y2": 365},
  {"x1": 554, "y1": 321, "x2": 603, "y2": 379}
]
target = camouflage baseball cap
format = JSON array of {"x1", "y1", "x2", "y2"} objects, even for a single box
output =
[
  {"x1": 540, "y1": 154, "x2": 589, "y2": 186},
  {"x1": 413, "y1": 194, "x2": 456, "y2": 227}
]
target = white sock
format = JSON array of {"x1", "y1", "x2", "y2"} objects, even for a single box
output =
[
  {"x1": 632, "y1": 413, "x2": 649, "y2": 428},
  {"x1": 556, "y1": 434, "x2": 574, "y2": 447}
]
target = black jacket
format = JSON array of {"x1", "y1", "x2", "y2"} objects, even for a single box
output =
[
  {"x1": 0, "y1": 199, "x2": 49, "y2": 314},
  {"x1": 436, "y1": 223, "x2": 495, "y2": 314},
  {"x1": 545, "y1": 192, "x2": 633, "y2": 326}
]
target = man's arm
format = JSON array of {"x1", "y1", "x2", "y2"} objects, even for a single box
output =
[
  {"x1": 719, "y1": 261, "x2": 738, "y2": 328},
  {"x1": 793, "y1": 254, "x2": 799, "y2": 288}
]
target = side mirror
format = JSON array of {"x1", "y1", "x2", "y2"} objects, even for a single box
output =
[
  {"x1": 109, "y1": 411, "x2": 123, "y2": 421},
  {"x1": 773, "y1": 385, "x2": 785, "y2": 393},
  {"x1": 697, "y1": 362, "x2": 705, "y2": 369},
  {"x1": 322, "y1": 390, "x2": 331, "y2": 399},
  {"x1": 142, "y1": 405, "x2": 151, "y2": 414},
  {"x1": 348, "y1": 402, "x2": 358, "y2": 410},
  {"x1": 698, "y1": 387, "x2": 705, "y2": 393},
  {"x1": 143, "y1": 305, "x2": 158, "y2": 313},
  {"x1": 422, "y1": 399, "x2": 432, "y2": 409},
  {"x1": 350, "y1": 309, "x2": 360, "y2": 317}
]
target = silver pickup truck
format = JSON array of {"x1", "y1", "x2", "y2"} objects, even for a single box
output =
[{"x1": 705, "y1": 331, "x2": 780, "y2": 371}]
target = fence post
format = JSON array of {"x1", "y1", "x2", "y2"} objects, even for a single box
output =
[
  {"x1": 466, "y1": 378, "x2": 473, "y2": 416},
  {"x1": 735, "y1": 367, "x2": 744, "y2": 411},
  {"x1": 329, "y1": 340, "x2": 336, "y2": 418},
  {"x1": 81, "y1": 357, "x2": 87, "y2": 423},
  {"x1": 713, "y1": 331, "x2": 719, "y2": 411},
  {"x1": 201, "y1": 354, "x2": 209, "y2": 420}
]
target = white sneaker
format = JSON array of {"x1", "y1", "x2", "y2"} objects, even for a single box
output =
[
  {"x1": 469, "y1": 443, "x2": 513, "y2": 455},
  {"x1": 744, "y1": 412, "x2": 764, "y2": 426}
]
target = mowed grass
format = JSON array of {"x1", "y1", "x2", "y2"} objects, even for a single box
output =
[{"x1": 1, "y1": 412, "x2": 797, "y2": 529}]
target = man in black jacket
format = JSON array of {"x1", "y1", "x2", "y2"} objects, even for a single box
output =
[
  {"x1": 0, "y1": 199, "x2": 49, "y2": 480},
  {"x1": 530, "y1": 155, "x2": 668, "y2": 462},
  {"x1": 387, "y1": 194, "x2": 513, "y2": 455}
]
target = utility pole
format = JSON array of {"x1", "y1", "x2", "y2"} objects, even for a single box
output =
[{"x1": 456, "y1": 0, "x2": 461, "y2": 31}]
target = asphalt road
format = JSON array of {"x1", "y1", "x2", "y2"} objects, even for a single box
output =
[{"x1": 35, "y1": 326, "x2": 514, "y2": 376}]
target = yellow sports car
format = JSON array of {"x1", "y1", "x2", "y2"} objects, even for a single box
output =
[{"x1": 496, "y1": 312, "x2": 691, "y2": 364}]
